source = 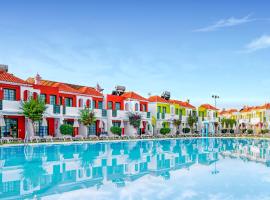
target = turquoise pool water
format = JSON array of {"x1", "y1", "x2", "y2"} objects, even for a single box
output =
[{"x1": 1, "y1": 138, "x2": 270, "y2": 200}]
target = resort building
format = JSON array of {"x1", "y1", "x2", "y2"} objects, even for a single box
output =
[
  {"x1": 0, "y1": 67, "x2": 32, "y2": 139},
  {"x1": 198, "y1": 104, "x2": 219, "y2": 135},
  {"x1": 148, "y1": 93, "x2": 196, "y2": 135},
  {"x1": 26, "y1": 74, "x2": 106, "y2": 138},
  {"x1": 105, "y1": 87, "x2": 152, "y2": 136},
  {"x1": 238, "y1": 104, "x2": 270, "y2": 132}
]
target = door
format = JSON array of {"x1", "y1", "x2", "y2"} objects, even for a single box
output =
[
  {"x1": 1, "y1": 118, "x2": 18, "y2": 138},
  {"x1": 88, "y1": 123, "x2": 96, "y2": 136}
]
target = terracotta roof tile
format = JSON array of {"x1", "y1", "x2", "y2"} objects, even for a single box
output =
[
  {"x1": 170, "y1": 99, "x2": 196, "y2": 109},
  {"x1": 0, "y1": 71, "x2": 27, "y2": 84},
  {"x1": 200, "y1": 104, "x2": 219, "y2": 111},
  {"x1": 148, "y1": 95, "x2": 169, "y2": 103},
  {"x1": 122, "y1": 92, "x2": 148, "y2": 101},
  {"x1": 26, "y1": 78, "x2": 82, "y2": 94}
]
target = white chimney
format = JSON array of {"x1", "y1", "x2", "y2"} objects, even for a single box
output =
[
  {"x1": 35, "y1": 73, "x2": 42, "y2": 84},
  {"x1": 0, "y1": 64, "x2": 8, "y2": 72}
]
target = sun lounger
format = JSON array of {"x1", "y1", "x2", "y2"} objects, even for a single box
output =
[
  {"x1": 74, "y1": 135, "x2": 85, "y2": 141},
  {"x1": 43, "y1": 135, "x2": 53, "y2": 142},
  {"x1": 0, "y1": 137, "x2": 15, "y2": 143},
  {"x1": 99, "y1": 134, "x2": 109, "y2": 139},
  {"x1": 62, "y1": 135, "x2": 73, "y2": 141},
  {"x1": 88, "y1": 135, "x2": 98, "y2": 140},
  {"x1": 30, "y1": 136, "x2": 42, "y2": 143}
]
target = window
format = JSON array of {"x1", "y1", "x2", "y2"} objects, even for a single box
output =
[
  {"x1": 3, "y1": 89, "x2": 16, "y2": 101},
  {"x1": 125, "y1": 103, "x2": 129, "y2": 111},
  {"x1": 141, "y1": 104, "x2": 146, "y2": 112},
  {"x1": 65, "y1": 98, "x2": 73, "y2": 107},
  {"x1": 135, "y1": 103, "x2": 139, "y2": 111},
  {"x1": 33, "y1": 121, "x2": 48, "y2": 137},
  {"x1": 157, "y1": 106, "x2": 161, "y2": 113},
  {"x1": 115, "y1": 102, "x2": 121, "y2": 110},
  {"x1": 108, "y1": 101, "x2": 113, "y2": 109},
  {"x1": 1, "y1": 118, "x2": 18, "y2": 138},
  {"x1": 50, "y1": 95, "x2": 56, "y2": 105},
  {"x1": 112, "y1": 121, "x2": 121, "y2": 127},
  {"x1": 98, "y1": 101, "x2": 103, "y2": 109},
  {"x1": 59, "y1": 97, "x2": 63, "y2": 105},
  {"x1": 162, "y1": 107, "x2": 167, "y2": 113},
  {"x1": 176, "y1": 108, "x2": 179, "y2": 115},
  {"x1": 92, "y1": 100, "x2": 96, "y2": 109},
  {"x1": 40, "y1": 94, "x2": 46, "y2": 103}
]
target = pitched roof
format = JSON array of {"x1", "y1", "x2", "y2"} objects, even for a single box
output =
[
  {"x1": 26, "y1": 78, "x2": 81, "y2": 94},
  {"x1": 66, "y1": 84, "x2": 103, "y2": 97},
  {"x1": 122, "y1": 92, "x2": 148, "y2": 101},
  {"x1": 0, "y1": 71, "x2": 28, "y2": 85},
  {"x1": 219, "y1": 109, "x2": 238, "y2": 115},
  {"x1": 200, "y1": 104, "x2": 219, "y2": 111},
  {"x1": 170, "y1": 99, "x2": 196, "y2": 109},
  {"x1": 148, "y1": 95, "x2": 169, "y2": 103}
]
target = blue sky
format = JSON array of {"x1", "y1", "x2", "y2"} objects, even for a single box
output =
[{"x1": 0, "y1": 0, "x2": 270, "y2": 108}]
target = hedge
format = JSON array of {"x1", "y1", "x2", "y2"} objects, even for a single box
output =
[
  {"x1": 182, "y1": 127, "x2": 191, "y2": 133},
  {"x1": 160, "y1": 128, "x2": 171, "y2": 135},
  {"x1": 110, "y1": 126, "x2": 122, "y2": 136},
  {"x1": 60, "y1": 124, "x2": 73, "y2": 135}
]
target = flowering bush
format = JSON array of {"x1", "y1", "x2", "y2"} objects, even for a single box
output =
[{"x1": 128, "y1": 112, "x2": 142, "y2": 128}]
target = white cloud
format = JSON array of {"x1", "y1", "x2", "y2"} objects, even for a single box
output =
[
  {"x1": 245, "y1": 35, "x2": 270, "y2": 52},
  {"x1": 194, "y1": 14, "x2": 254, "y2": 32}
]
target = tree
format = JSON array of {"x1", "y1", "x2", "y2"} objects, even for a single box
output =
[
  {"x1": 128, "y1": 112, "x2": 142, "y2": 135},
  {"x1": 173, "y1": 119, "x2": 181, "y2": 134},
  {"x1": 79, "y1": 107, "x2": 96, "y2": 136},
  {"x1": 21, "y1": 97, "x2": 47, "y2": 141},
  {"x1": 187, "y1": 113, "x2": 197, "y2": 133}
]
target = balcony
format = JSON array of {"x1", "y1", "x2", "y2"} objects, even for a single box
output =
[{"x1": 0, "y1": 100, "x2": 22, "y2": 114}]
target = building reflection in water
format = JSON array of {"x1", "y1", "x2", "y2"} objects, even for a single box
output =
[{"x1": 0, "y1": 138, "x2": 270, "y2": 199}]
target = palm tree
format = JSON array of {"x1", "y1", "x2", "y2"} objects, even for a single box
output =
[
  {"x1": 21, "y1": 97, "x2": 47, "y2": 141},
  {"x1": 173, "y1": 119, "x2": 181, "y2": 135},
  {"x1": 79, "y1": 107, "x2": 96, "y2": 136}
]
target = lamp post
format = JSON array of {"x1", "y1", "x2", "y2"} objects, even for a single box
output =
[
  {"x1": 211, "y1": 94, "x2": 219, "y2": 108},
  {"x1": 212, "y1": 95, "x2": 219, "y2": 135}
]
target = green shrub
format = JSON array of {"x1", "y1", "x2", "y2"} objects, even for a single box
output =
[
  {"x1": 182, "y1": 127, "x2": 191, "y2": 133},
  {"x1": 60, "y1": 124, "x2": 73, "y2": 135},
  {"x1": 247, "y1": 129, "x2": 253, "y2": 134},
  {"x1": 261, "y1": 129, "x2": 269, "y2": 134},
  {"x1": 160, "y1": 128, "x2": 171, "y2": 135},
  {"x1": 241, "y1": 129, "x2": 247, "y2": 134},
  {"x1": 110, "y1": 126, "x2": 122, "y2": 136},
  {"x1": 229, "y1": 129, "x2": 234, "y2": 134},
  {"x1": 221, "y1": 129, "x2": 227, "y2": 134}
]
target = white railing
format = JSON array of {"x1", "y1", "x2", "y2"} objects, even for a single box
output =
[{"x1": 1, "y1": 100, "x2": 21, "y2": 114}]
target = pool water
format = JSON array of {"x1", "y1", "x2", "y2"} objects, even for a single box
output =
[{"x1": 1, "y1": 138, "x2": 270, "y2": 200}]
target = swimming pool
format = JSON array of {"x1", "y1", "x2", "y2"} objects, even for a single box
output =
[{"x1": 1, "y1": 138, "x2": 270, "y2": 200}]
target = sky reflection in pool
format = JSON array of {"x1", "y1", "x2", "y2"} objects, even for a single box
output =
[{"x1": 1, "y1": 138, "x2": 270, "y2": 200}]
